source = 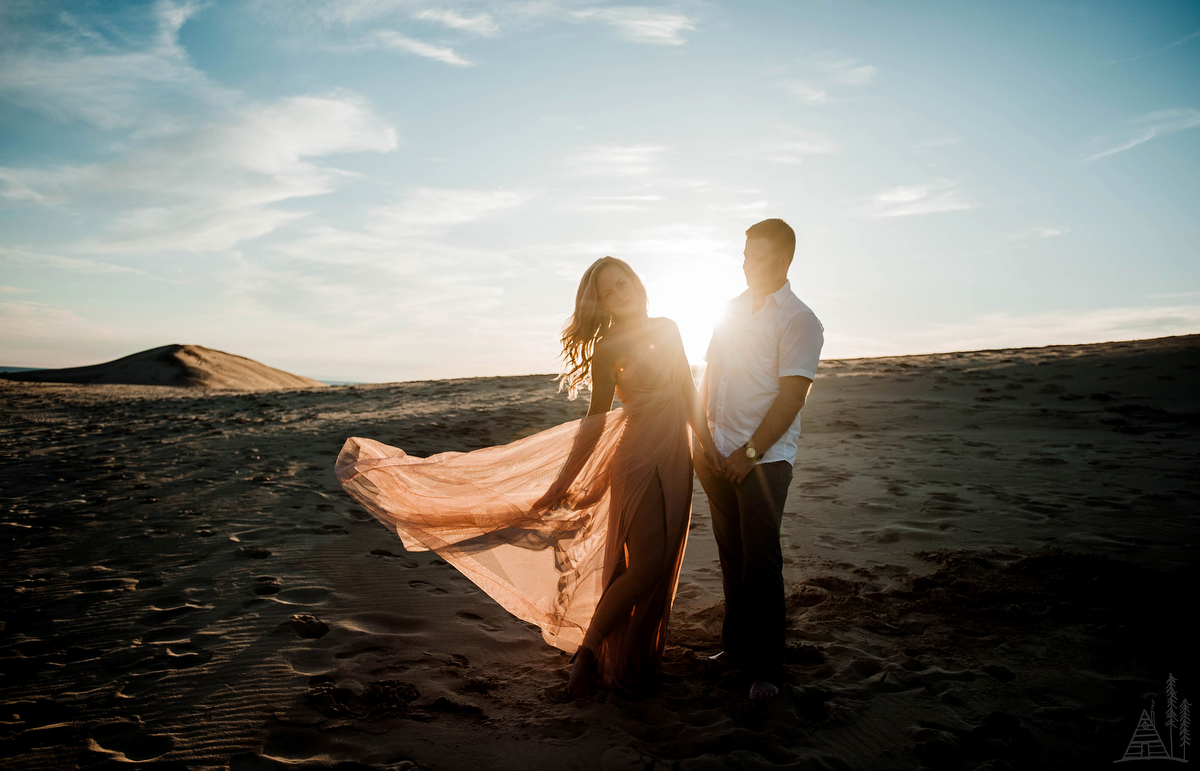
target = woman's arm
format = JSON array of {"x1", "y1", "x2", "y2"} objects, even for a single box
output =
[
  {"x1": 586, "y1": 339, "x2": 617, "y2": 417},
  {"x1": 532, "y1": 339, "x2": 617, "y2": 511},
  {"x1": 664, "y1": 320, "x2": 723, "y2": 472}
]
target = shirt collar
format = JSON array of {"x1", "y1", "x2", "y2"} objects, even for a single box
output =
[
  {"x1": 733, "y1": 280, "x2": 792, "y2": 315},
  {"x1": 767, "y1": 280, "x2": 792, "y2": 307}
]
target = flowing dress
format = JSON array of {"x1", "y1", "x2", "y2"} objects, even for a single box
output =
[{"x1": 335, "y1": 353, "x2": 693, "y2": 690}]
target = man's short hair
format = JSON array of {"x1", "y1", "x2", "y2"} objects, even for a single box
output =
[{"x1": 745, "y1": 218, "x2": 796, "y2": 262}]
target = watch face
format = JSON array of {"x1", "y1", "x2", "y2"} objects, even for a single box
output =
[{"x1": 745, "y1": 445, "x2": 757, "y2": 460}]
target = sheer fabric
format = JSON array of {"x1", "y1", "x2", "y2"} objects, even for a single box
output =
[{"x1": 335, "y1": 362, "x2": 693, "y2": 691}]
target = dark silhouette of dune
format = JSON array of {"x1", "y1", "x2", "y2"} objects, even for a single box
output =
[{"x1": 0, "y1": 344, "x2": 327, "y2": 390}]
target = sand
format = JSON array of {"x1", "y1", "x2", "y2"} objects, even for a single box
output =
[
  {"x1": 0, "y1": 344, "x2": 327, "y2": 390},
  {"x1": 1, "y1": 335, "x2": 1198, "y2": 770}
]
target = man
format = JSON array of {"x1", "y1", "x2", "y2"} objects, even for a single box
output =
[{"x1": 695, "y1": 218, "x2": 824, "y2": 701}]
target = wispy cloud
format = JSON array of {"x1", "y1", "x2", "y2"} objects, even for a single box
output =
[
  {"x1": 1082, "y1": 108, "x2": 1200, "y2": 162},
  {"x1": 98, "y1": 94, "x2": 394, "y2": 251},
  {"x1": 0, "y1": 4, "x2": 397, "y2": 251},
  {"x1": 413, "y1": 9, "x2": 498, "y2": 37},
  {"x1": 821, "y1": 57, "x2": 877, "y2": 85},
  {"x1": 561, "y1": 143, "x2": 665, "y2": 176},
  {"x1": 1006, "y1": 226, "x2": 1069, "y2": 241},
  {"x1": 0, "y1": 1, "x2": 225, "y2": 132},
  {"x1": 0, "y1": 245, "x2": 151, "y2": 275},
  {"x1": 367, "y1": 188, "x2": 526, "y2": 237},
  {"x1": 371, "y1": 30, "x2": 474, "y2": 66},
  {"x1": 0, "y1": 168, "x2": 62, "y2": 204},
  {"x1": 1165, "y1": 28, "x2": 1200, "y2": 50},
  {"x1": 751, "y1": 133, "x2": 839, "y2": 164},
  {"x1": 778, "y1": 54, "x2": 876, "y2": 104},
  {"x1": 1106, "y1": 27, "x2": 1200, "y2": 64},
  {"x1": 911, "y1": 136, "x2": 962, "y2": 153},
  {"x1": 862, "y1": 179, "x2": 973, "y2": 217},
  {"x1": 571, "y1": 194, "x2": 662, "y2": 212},
  {"x1": 785, "y1": 82, "x2": 828, "y2": 103},
  {"x1": 248, "y1": 1, "x2": 485, "y2": 65},
  {"x1": 573, "y1": 7, "x2": 696, "y2": 46}
]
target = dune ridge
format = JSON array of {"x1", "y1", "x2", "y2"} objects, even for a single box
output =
[{"x1": 0, "y1": 344, "x2": 326, "y2": 390}]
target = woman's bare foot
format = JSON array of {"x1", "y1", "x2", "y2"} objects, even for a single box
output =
[
  {"x1": 749, "y1": 680, "x2": 779, "y2": 701},
  {"x1": 567, "y1": 647, "x2": 596, "y2": 699}
]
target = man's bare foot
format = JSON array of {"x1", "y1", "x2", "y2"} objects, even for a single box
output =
[
  {"x1": 749, "y1": 680, "x2": 779, "y2": 701},
  {"x1": 567, "y1": 647, "x2": 596, "y2": 699}
]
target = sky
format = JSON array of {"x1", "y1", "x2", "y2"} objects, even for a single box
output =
[{"x1": 1, "y1": 0, "x2": 1198, "y2": 383}]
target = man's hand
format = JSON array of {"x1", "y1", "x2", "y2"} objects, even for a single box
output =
[{"x1": 722, "y1": 449, "x2": 756, "y2": 484}]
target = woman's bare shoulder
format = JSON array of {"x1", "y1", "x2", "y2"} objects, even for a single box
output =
[
  {"x1": 650, "y1": 316, "x2": 679, "y2": 331},
  {"x1": 650, "y1": 316, "x2": 684, "y2": 343},
  {"x1": 593, "y1": 332, "x2": 620, "y2": 362}
]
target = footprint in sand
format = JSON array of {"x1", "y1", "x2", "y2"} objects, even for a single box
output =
[
  {"x1": 455, "y1": 610, "x2": 503, "y2": 632},
  {"x1": 408, "y1": 579, "x2": 448, "y2": 595},
  {"x1": 275, "y1": 613, "x2": 329, "y2": 639},
  {"x1": 814, "y1": 533, "x2": 858, "y2": 550},
  {"x1": 253, "y1": 576, "x2": 281, "y2": 595},
  {"x1": 369, "y1": 549, "x2": 419, "y2": 568},
  {"x1": 342, "y1": 612, "x2": 426, "y2": 636},
  {"x1": 342, "y1": 507, "x2": 373, "y2": 523},
  {"x1": 272, "y1": 586, "x2": 331, "y2": 606}
]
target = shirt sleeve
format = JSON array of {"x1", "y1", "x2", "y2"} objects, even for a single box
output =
[
  {"x1": 778, "y1": 311, "x2": 824, "y2": 380},
  {"x1": 704, "y1": 331, "x2": 719, "y2": 364},
  {"x1": 704, "y1": 315, "x2": 728, "y2": 365}
]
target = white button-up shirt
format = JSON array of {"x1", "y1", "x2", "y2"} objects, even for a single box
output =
[{"x1": 704, "y1": 281, "x2": 824, "y2": 466}]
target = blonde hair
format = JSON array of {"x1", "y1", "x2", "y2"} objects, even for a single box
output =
[{"x1": 557, "y1": 256, "x2": 648, "y2": 400}]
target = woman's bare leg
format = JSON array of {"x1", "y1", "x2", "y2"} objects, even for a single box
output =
[{"x1": 568, "y1": 472, "x2": 667, "y2": 697}]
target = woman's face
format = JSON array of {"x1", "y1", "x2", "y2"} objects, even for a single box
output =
[{"x1": 595, "y1": 264, "x2": 643, "y2": 320}]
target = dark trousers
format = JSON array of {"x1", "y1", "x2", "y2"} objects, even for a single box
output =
[{"x1": 695, "y1": 458, "x2": 793, "y2": 681}]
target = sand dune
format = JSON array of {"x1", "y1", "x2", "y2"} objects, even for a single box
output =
[
  {"x1": 0, "y1": 344, "x2": 326, "y2": 390},
  {"x1": 0, "y1": 334, "x2": 1197, "y2": 770}
]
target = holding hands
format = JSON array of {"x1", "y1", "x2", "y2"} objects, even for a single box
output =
[{"x1": 721, "y1": 444, "x2": 757, "y2": 485}]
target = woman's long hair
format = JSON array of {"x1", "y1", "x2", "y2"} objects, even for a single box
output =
[{"x1": 557, "y1": 256, "x2": 648, "y2": 400}]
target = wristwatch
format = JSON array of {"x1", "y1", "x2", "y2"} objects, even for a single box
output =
[{"x1": 743, "y1": 442, "x2": 759, "y2": 462}]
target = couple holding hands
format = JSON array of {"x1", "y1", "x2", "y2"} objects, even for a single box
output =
[{"x1": 337, "y1": 217, "x2": 824, "y2": 701}]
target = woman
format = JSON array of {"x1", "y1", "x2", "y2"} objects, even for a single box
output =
[{"x1": 335, "y1": 257, "x2": 722, "y2": 696}]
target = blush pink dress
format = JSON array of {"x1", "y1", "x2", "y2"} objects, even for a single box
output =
[{"x1": 335, "y1": 353, "x2": 693, "y2": 691}]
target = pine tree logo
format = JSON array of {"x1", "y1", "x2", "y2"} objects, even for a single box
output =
[{"x1": 1115, "y1": 673, "x2": 1191, "y2": 763}]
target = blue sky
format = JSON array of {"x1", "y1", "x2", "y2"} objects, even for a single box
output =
[{"x1": 1, "y1": 0, "x2": 1198, "y2": 382}]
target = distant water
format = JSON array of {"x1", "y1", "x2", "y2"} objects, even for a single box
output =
[{"x1": 0, "y1": 366, "x2": 42, "y2": 373}]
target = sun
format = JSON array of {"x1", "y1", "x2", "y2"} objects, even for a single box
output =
[{"x1": 646, "y1": 268, "x2": 738, "y2": 366}]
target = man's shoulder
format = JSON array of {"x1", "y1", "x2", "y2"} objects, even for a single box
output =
[
  {"x1": 777, "y1": 291, "x2": 820, "y2": 325},
  {"x1": 712, "y1": 291, "x2": 750, "y2": 328}
]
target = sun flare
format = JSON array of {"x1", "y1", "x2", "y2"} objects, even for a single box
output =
[{"x1": 645, "y1": 265, "x2": 741, "y2": 365}]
